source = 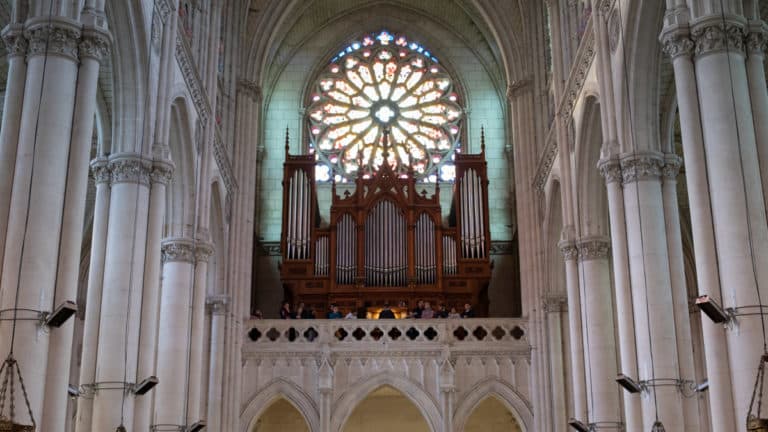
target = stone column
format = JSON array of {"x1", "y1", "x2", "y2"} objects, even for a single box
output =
[
  {"x1": 0, "y1": 17, "x2": 81, "y2": 426},
  {"x1": 659, "y1": 25, "x2": 736, "y2": 431},
  {"x1": 544, "y1": 295, "x2": 568, "y2": 432},
  {"x1": 206, "y1": 295, "x2": 229, "y2": 432},
  {"x1": 558, "y1": 241, "x2": 587, "y2": 422},
  {"x1": 621, "y1": 152, "x2": 683, "y2": 430},
  {"x1": 75, "y1": 159, "x2": 111, "y2": 432},
  {"x1": 691, "y1": 17, "x2": 768, "y2": 427},
  {"x1": 90, "y1": 154, "x2": 152, "y2": 432},
  {"x1": 318, "y1": 352, "x2": 333, "y2": 432},
  {"x1": 661, "y1": 155, "x2": 700, "y2": 432},
  {"x1": 41, "y1": 26, "x2": 110, "y2": 431},
  {"x1": 598, "y1": 158, "x2": 642, "y2": 432},
  {"x1": 187, "y1": 241, "x2": 214, "y2": 423},
  {"x1": 153, "y1": 237, "x2": 196, "y2": 429},
  {"x1": 132, "y1": 160, "x2": 173, "y2": 432},
  {"x1": 745, "y1": 23, "x2": 768, "y2": 210},
  {"x1": 0, "y1": 25, "x2": 27, "y2": 273},
  {"x1": 576, "y1": 237, "x2": 622, "y2": 428}
]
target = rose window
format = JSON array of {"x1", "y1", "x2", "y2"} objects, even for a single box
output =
[{"x1": 308, "y1": 31, "x2": 462, "y2": 182}]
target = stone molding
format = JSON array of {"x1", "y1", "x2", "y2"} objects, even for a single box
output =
[
  {"x1": 662, "y1": 154, "x2": 682, "y2": 180},
  {"x1": 607, "y1": 5, "x2": 620, "y2": 53},
  {"x1": 213, "y1": 129, "x2": 237, "y2": 197},
  {"x1": 2, "y1": 25, "x2": 27, "y2": 58},
  {"x1": 26, "y1": 18, "x2": 81, "y2": 61},
  {"x1": 90, "y1": 157, "x2": 111, "y2": 184},
  {"x1": 505, "y1": 77, "x2": 533, "y2": 102},
  {"x1": 161, "y1": 237, "x2": 196, "y2": 263},
  {"x1": 238, "y1": 79, "x2": 262, "y2": 102},
  {"x1": 195, "y1": 241, "x2": 215, "y2": 262},
  {"x1": 597, "y1": 158, "x2": 622, "y2": 184},
  {"x1": 543, "y1": 294, "x2": 568, "y2": 313},
  {"x1": 175, "y1": 31, "x2": 210, "y2": 124},
  {"x1": 79, "y1": 27, "x2": 111, "y2": 61},
  {"x1": 556, "y1": 16, "x2": 595, "y2": 124},
  {"x1": 576, "y1": 237, "x2": 611, "y2": 261},
  {"x1": 108, "y1": 154, "x2": 153, "y2": 186},
  {"x1": 619, "y1": 152, "x2": 664, "y2": 184},
  {"x1": 533, "y1": 129, "x2": 558, "y2": 192},
  {"x1": 691, "y1": 17, "x2": 746, "y2": 57},
  {"x1": 150, "y1": 159, "x2": 174, "y2": 185},
  {"x1": 558, "y1": 240, "x2": 578, "y2": 261},
  {"x1": 206, "y1": 294, "x2": 230, "y2": 315},
  {"x1": 660, "y1": 27, "x2": 695, "y2": 60}
]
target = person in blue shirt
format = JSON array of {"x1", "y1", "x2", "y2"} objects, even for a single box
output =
[{"x1": 327, "y1": 304, "x2": 342, "y2": 319}]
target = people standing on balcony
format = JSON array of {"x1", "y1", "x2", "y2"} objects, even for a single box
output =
[
  {"x1": 411, "y1": 300, "x2": 424, "y2": 318},
  {"x1": 448, "y1": 307, "x2": 461, "y2": 319},
  {"x1": 378, "y1": 303, "x2": 396, "y2": 319},
  {"x1": 279, "y1": 301, "x2": 292, "y2": 319},
  {"x1": 327, "y1": 304, "x2": 342, "y2": 319},
  {"x1": 300, "y1": 304, "x2": 316, "y2": 319},
  {"x1": 421, "y1": 302, "x2": 435, "y2": 319},
  {"x1": 436, "y1": 304, "x2": 449, "y2": 318},
  {"x1": 460, "y1": 303, "x2": 475, "y2": 318}
]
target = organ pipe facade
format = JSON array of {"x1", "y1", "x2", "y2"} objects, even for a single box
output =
[{"x1": 280, "y1": 140, "x2": 491, "y2": 315}]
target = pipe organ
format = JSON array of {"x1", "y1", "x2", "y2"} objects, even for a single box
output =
[{"x1": 280, "y1": 142, "x2": 492, "y2": 315}]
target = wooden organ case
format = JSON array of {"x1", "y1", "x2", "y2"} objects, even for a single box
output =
[{"x1": 280, "y1": 140, "x2": 492, "y2": 316}]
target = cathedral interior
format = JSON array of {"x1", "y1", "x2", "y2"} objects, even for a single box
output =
[{"x1": 0, "y1": 0, "x2": 767, "y2": 431}]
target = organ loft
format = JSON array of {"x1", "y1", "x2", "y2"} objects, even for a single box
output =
[{"x1": 280, "y1": 128, "x2": 492, "y2": 316}]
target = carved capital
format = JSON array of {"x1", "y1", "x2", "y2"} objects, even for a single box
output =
[
  {"x1": 238, "y1": 79, "x2": 262, "y2": 102},
  {"x1": 195, "y1": 242, "x2": 215, "y2": 262},
  {"x1": 661, "y1": 28, "x2": 695, "y2": 59},
  {"x1": 150, "y1": 159, "x2": 174, "y2": 185},
  {"x1": 577, "y1": 237, "x2": 611, "y2": 261},
  {"x1": 597, "y1": 158, "x2": 622, "y2": 184},
  {"x1": 109, "y1": 154, "x2": 152, "y2": 185},
  {"x1": 558, "y1": 240, "x2": 578, "y2": 261},
  {"x1": 79, "y1": 28, "x2": 111, "y2": 61},
  {"x1": 619, "y1": 152, "x2": 664, "y2": 184},
  {"x1": 206, "y1": 294, "x2": 230, "y2": 315},
  {"x1": 2, "y1": 26, "x2": 27, "y2": 58},
  {"x1": 746, "y1": 22, "x2": 768, "y2": 55},
  {"x1": 506, "y1": 77, "x2": 533, "y2": 102},
  {"x1": 90, "y1": 157, "x2": 111, "y2": 184},
  {"x1": 26, "y1": 19, "x2": 81, "y2": 61},
  {"x1": 161, "y1": 237, "x2": 196, "y2": 263},
  {"x1": 692, "y1": 18, "x2": 746, "y2": 57},
  {"x1": 662, "y1": 154, "x2": 682, "y2": 180}
]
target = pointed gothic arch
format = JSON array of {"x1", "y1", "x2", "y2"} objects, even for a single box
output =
[
  {"x1": 453, "y1": 378, "x2": 532, "y2": 432},
  {"x1": 330, "y1": 372, "x2": 442, "y2": 432},
  {"x1": 240, "y1": 378, "x2": 320, "y2": 432}
]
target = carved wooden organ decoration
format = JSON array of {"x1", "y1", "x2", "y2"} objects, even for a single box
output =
[{"x1": 280, "y1": 132, "x2": 492, "y2": 315}]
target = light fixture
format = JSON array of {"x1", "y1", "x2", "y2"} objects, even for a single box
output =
[
  {"x1": 115, "y1": 425, "x2": 126, "y2": 432},
  {"x1": 616, "y1": 373, "x2": 643, "y2": 393},
  {"x1": 45, "y1": 300, "x2": 77, "y2": 327},
  {"x1": 695, "y1": 295, "x2": 730, "y2": 323},
  {"x1": 133, "y1": 376, "x2": 159, "y2": 395},
  {"x1": 651, "y1": 420, "x2": 666, "y2": 432},
  {"x1": 568, "y1": 418, "x2": 590, "y2": 432},
  {"x1": 68, "y1": 384, "x2": 80, "y2": 397},
  {"x1": 696, "y1": 379, "x2": 709, "y2": 392},
  {"x1": 187, "y1": 421, "x2": 206, "y2": 432}
]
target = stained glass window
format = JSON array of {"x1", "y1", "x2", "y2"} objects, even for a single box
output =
[{"x1": 308, "y1": 31, "x2": 462, "y2": 183}]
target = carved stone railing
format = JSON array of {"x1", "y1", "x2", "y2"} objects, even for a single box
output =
[{"x1": 244, "y1": 318, "x2": 528, "y2": 348}]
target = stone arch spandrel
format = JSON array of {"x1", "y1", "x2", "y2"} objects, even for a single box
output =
[
  {"x1": 241, "y1": 378, "x2": 320, "y2": 432},
  {"x1": 331, "y1": 371, "x2": 442, "y2": 432},
  {"x1": 453, "y1": 378, "x2": 532, "y2": 432}
]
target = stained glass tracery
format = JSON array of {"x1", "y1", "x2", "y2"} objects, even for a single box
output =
[{"x1": 308, "y1": 31, "x2": 462, "y2": 182}]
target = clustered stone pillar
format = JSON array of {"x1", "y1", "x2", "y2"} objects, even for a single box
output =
[
  {"x1": 206, "y1": 295, "x2": 229, "y2": 431},
  {"x1": 89, "y1": 154, "x2": 152, "y2": 431},
  {"x1": 558, "y1": 241, "x2": 587, "y2": 422},
  {"x1": 576, "y1": 236, "x2": 622, "y2": 428},
  {"x1": 598, "y1": 158, "x2": 642, "y2": 432},
  {"x1": 188, "y1": 241, "x2": 214, "y2": 423}
]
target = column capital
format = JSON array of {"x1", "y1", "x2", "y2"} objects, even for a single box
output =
[
  {"x1": 506, "y1": 77, "x2": 533, "y2": 102},
  {"x1": 25, "y1": 17, "x2": 82, "y2": 61},
  {"x1": 195, "y1": 242, "x2": 215, "y2": 262},
  {"x1": 206, "y1": 295, "x2": 230, "y2": 315},
  {"x1": 90, "y1": 157, "x2": 111, "y2": 184},
  {"x1": 150, "y1": 159, "x2": 174, "y2": 185},
  {"x1": 597, "y1": 158, "x2": 622, "y2": 184},
  {"x1": 746, "y1": 21, "x2": 768, "y2": 56},
  {"x1": 660, "y1": 26, "x2": 695, "y2": 60},
  {"x1": 79, "y1": 27, "x2": 111, "y2": 62},
  {"x1": 161, "y1": 237, "x2": 196, "y2": 263},
  {"x1": 237, "y1": 79, "x2": 262, "y2": 102},
  {"x1": 558, "y1": 240, "x2": 579, "y2": 261},
  {"x1": 662, "y1": 154, "x2": 682, "y2": 180},
  {"x1": 619, "y1": 152, "x2": 664, "y2": 184},
  {"x1": 543, "y1": 294, "x2": 568, "y2": 313},
  {"x1": 2, "y1": 24, "x2": 27, "y2": 58},
  {"x1": 108, "y1": 153, "x2": 153, "y2": 186},
  {"x1": 576, "y1": 236, "x2": 611, "y2": 261},
  {"x1": 691, "y1": 16, "x2": 746, "y2": 57}
]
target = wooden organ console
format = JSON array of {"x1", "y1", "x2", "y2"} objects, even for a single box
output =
[{"x1": 280, "y1": 137, "x2": 492, "y2": 316}]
